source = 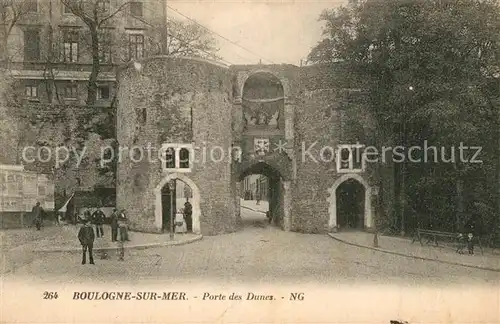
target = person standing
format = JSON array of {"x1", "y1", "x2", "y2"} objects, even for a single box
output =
[
  {"x1": 118, "y1": 210, "x2": 129, "y2": 241},
  {"x1": 110, "y1": 208, "x2": 119, "y2": 242},
  {"x1": 467, "y1": 232, "x2": 475, "y2": 255},
  {"x1": 78, "y1": 218, "x2": 95, "y2": 265},
  {"x1": 117, "y1": 210, "x2": 129, "y2": 261},
  {"x1": 91, "y1": 208, "x2": 105, "y2": 238},
  {"x1": 183, "y1": 199, "x2": 193, "y2": 233},
  {"x1": 32, "y1": 202, "x2": 44, "y2": 230}
]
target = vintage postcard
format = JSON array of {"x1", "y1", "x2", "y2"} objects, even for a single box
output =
[{"x1": 1, "y1": 0, "x2": 499, "y2": 323}]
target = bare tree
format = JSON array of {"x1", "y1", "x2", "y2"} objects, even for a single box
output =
[
  {"x1": 148, "y1": 18, "x2": 221, "y2": 60},
  {"x1": 60, "y1": 0, "x2": 132, "y2": 107},
  {"x1": 0, "y1": 0, "x2": 35, "y2": 66}
]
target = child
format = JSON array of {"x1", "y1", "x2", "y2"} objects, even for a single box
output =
[
  {"x1": 467, "y1": 232, "x2": 474, "y2": 255},
  {"x1": 78, "y1": 218, "x2": 95, "y2": 265}
]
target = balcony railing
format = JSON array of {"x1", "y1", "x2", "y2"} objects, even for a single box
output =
[{"x1": 12, "y1": 61, "x2": 118, "y2": 73}]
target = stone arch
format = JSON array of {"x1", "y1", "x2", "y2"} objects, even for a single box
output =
[
  {"x1": 240, "y1": 70, "x2": 289, "y2": 99},
  {"x1": 326, "y1": 173, "x2": 373, "y2": 231},
  {"x1": 238, "y1": 151, "x2": 292, "y2": 182},
  {"x1": 154, "y1": 172, "x2": 201, "y2": 234}
]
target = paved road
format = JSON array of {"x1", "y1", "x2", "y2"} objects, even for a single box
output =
[{"x1": 3, "y1": 208, "x2": 500, "y2": 285}]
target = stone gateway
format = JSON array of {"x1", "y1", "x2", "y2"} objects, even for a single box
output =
[{"x1": 116, "y1": 56, "x2": 391, "y2": 236}]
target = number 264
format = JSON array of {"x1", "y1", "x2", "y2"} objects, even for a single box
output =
[{"x1": 43, "y1": 292, "x2": 58, "y2": 299}]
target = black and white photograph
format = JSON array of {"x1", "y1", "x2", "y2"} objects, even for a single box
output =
[{"x1": 1, "y1": 0, "x2": 499, "y2": 323}]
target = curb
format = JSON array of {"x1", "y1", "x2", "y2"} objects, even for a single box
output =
[
  {"x1": 33, "y1": 234, "x2": 203, "y2": 253},
  {"x1": 240, "y1": 205, "x2": 267, "y2": 214},
  {"x1": 328, "y1": 233, "x2": 500, "y2": 273}
]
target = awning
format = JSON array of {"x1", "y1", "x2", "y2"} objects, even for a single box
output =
[{"x1": 58, "y1": 193, "x2": 75, "y2": 213}]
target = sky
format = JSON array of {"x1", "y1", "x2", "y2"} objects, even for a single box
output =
[{"x1": 166, "y1": 0, "x2": 347, "y2": 66}]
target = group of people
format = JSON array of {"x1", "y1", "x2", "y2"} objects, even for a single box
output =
[{"x1": 78, "y1": 207, "x2": 129, "y2": 265}]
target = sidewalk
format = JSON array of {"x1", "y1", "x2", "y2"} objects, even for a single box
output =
[
  {"x1": 329, "y1": 231, "x2": 500, "y2": 272},
  {"x1": 31, "y1": 225, "x2": 202, "y2": 253},
  {"x1": 240, "y1": 199, "x2": 268, "y2": 214}
]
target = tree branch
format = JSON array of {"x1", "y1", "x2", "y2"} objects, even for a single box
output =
[{"x1": 98, "y1": 1, "x2": 131, "y2": 28}]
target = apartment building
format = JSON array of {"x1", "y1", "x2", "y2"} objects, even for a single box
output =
[{"x1": 5, "y1": 0, "x2": 165, "y2": 105}]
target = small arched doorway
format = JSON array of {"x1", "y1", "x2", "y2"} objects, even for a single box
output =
[
  {"x1": 327, "y1": 174, "x2": 373, "y2": 232},
  {"x1": 336, "y1": 179, "x2": 365, "y2": 230},
  {"x1": 154, "y1": 173, "x2": 201, "y2": 234},
  {"x1": 239, "y1": 162, "x2": 285, "y2": 229}
]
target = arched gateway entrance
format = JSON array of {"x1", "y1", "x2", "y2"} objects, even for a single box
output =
[
  {"x1": 327, "y1": 174, "x2": 373, "y2": 232},
  {"x1": 154, "y1": 173, "x2": 201, "y2": 234},
  {"x1": 238, "y1": 162, "x2": 289, "y2": 230}
]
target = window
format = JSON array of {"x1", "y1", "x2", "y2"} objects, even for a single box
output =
[
  {"x1": 24, "y1": 29, "x2": 40, "y2": 61},
  {"x1": 64, "y1": 83, "x2": 78, "y2": 99},
  {"x1": 179, "y1": 148, "x2": 190, "y2": 169},
  {"x1": 165, "y1": 147, "x2": 176, "y2": 169},
  {"x1": 98, "y1": 29, "x2": 112, "y2": 63},
  {"x1": 162, "y1": 144, "x2": 193, "y2": 172},
  {"x1": 97, "y1": 85, "x2": 110, "y2": 100},
  {"x1": 337, "y1": 144, "x2": 365, "y2": 173},
  {"x1": 130, "y1": 2, "x2": 143, "y2": 17},
  {"x1": 63, "y1": 0, "x2": 81, "y2": 13},
  {"x1": 25, "y1": 84, "x2": 38, "y2": 99},
  {"x1": 38, "y1": 185, "x2": 45, "y2": 196},
  {"x1": 62, "y1": 29, "x2": 79, "y2": 62},
  {"x1": 128, "y1": 33, "x2": 144, "y2": 60},
  {"x1": 97, "y1": 0, "x2": 110, "y2": 12},
  {"x1": 26, "y1": 0, "x2": 38, "y2": 12}
]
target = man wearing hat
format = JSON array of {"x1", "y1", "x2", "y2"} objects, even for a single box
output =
[
  {"x1": 32, "y1": 201, "x2": 44, "y2": 230},
  {"x1": 110, "y1": 208, "x2": 119, "y2": 242},
  {"x1": 77, "y1": 216, "x2": 95, "y2": 265}
]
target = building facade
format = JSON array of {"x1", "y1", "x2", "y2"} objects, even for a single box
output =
[
  {"x1": 116, "y1": 56, "x2": 394, "y2": 236},
  {"x1": 0, "y1": 163, "x2": 55, "y2": 228},
  {"x1": 6, "y1": 0, "x2": 164, "y2": 105},
  {"x1": 241, "y1": 174, "x2": 268, "y2": 201},
  {"x1": 1, "y1": 0, "x2": 165, "y2": 206}
]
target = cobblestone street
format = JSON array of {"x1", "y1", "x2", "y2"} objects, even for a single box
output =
[
  {"x1": 2, "y1": 209, "x2": 500, "y2": 324},
  {"x1": 3, "y1": 209, "x2": 499, "y2": 286}
]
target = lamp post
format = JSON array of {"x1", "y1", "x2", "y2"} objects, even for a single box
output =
[
  {"x1": 372, "y1": 186, "x2": 379, "y2": 247},
  {"x1": 168, "y1": 179, "x2": 175, "y2": 240}
]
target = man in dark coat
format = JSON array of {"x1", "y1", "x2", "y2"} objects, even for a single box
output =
[
  {"x1": 118, "y1": 210, "x2": 129, "y2": 242},
  {"x1": 183, "y1": 199, "x2": 193, "y2": 232},
  {"x1": 91, "y1": 208, "x2": 105, "y2": 238},
  {"x1": 78, "y1": 218, "x2": 95, "y2": 265},
  {"x1": 110, "y1": 208, "x2": 119, "y2": 242},
  {"x1": 32, "y1": 202, "x2": 44, "y2": 230}
]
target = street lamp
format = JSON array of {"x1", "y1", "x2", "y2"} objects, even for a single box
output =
[{"x1": 168, "y1": 179, "x2": 176, "y2": 240}]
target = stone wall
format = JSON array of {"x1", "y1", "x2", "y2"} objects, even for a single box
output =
[
  {"x1": 116, "y1": 56, "x2": 234, "y2": 235},
  {"x1": 289, "y1": 63, "x2": 382, "y2": 233},
  {"x1": 1, "y1": 70, "x2": 115, "y2": 213}
]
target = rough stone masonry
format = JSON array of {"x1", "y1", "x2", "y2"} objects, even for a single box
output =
[{"x1": 116, "y1": 55, "x2": 387, "y2": 236}]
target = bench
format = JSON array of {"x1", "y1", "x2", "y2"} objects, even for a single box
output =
[{"x1": 411, "y1": 228, "x2": 484, "y2": 255}]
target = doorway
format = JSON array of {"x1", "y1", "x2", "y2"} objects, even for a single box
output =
[
  {"x1": 239, "y1": 162, "x2": 284, "y2": 230},
  {"x1": 160, "y1": 178, "x2": 195, "y2": 233},
  {"x1": 336, "y1": 178, "x2": 365, "y2": 230}
]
